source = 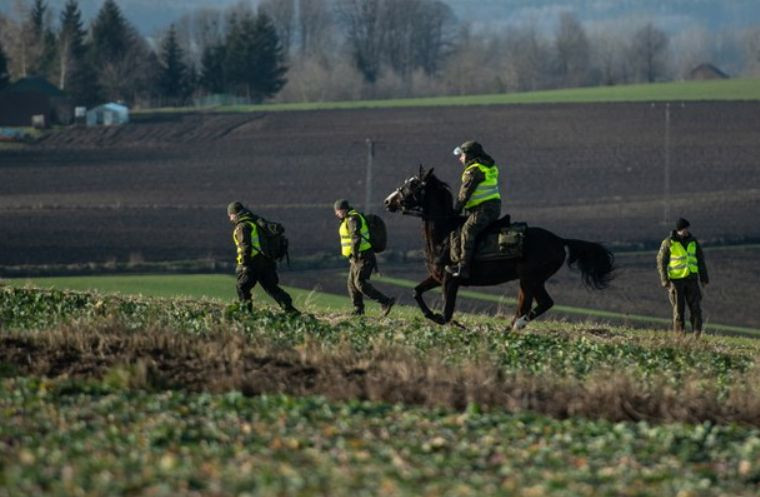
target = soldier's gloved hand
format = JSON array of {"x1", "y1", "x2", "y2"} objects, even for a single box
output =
[{"x1": 662, "y1": 281, "x2": 670, "y2": 289}]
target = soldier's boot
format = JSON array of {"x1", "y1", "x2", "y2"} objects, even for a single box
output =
[{"x1": 283, "y1": 304, "x2": 300, "y2": 316}]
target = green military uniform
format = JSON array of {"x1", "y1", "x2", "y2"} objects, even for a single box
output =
[
  {"x1": 229, "y1": 202, "x2": 297, "y2": 314},
  {"x1": 448, "y1": 141, "x2": 502, "y2": 278},
  {"x1": 657, "y1": 225, "x2": 709, "y2": 334},
  {"x1": 336, "y1": 201, "x2": 394, "y2": 316}
]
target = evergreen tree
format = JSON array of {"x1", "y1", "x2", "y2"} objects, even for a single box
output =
[
  {"x1": 0, "y1": 41, "x2": 9, "y2": 90},
  {"x1": 250, "y1": 12, "x2": 287, "y2": 100},
  {"x1": 199, "y1": 43, "x2": 227, "y2": 94},
  {"x1": 59, "y1": 0, "x2": 99, "y2": 105},
  {"x1": 91, "y1": 0, "x2": 133, "y2": 65},
  {"x1": 158, "y1": 24, "x2": 192, "y2": 105},
  {"x1": 224, "y1": 12, "x2": 287, "y2": 101},
  {"x1": 28, "y1": 0, "x2": 57, "y2": 77}
]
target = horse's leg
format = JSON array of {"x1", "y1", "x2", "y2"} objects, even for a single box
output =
[
  {"x1": 440, "y1": 275, "x2": 460, "y2": 324},
  {"x1": 512, "y1": 281, "x2": 534, "y2": 330},
  {"x1": 528, "y1": 283, "x2": 554, "y2": 321},
  {"x1": 414, "y1": 275, "x2": 441, "y2": 320}
]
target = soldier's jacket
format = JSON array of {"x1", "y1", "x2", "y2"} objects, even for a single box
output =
[
  {"x1": 346, "y1": 213, "x2": 366, "y2": 258},
  {"x1": 657, "y1": 231, "x2": 709, "y2": 286},
  {"x1": 455, "y1": 165, "x2": 485, "y2": 212},
  {"x1": 233, "y1": 210, "x2": 265, "y2": 267}
]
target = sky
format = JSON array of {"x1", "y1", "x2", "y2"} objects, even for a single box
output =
[{"x1": 2, "y1": 0, "x2": 758, "y2": 37}]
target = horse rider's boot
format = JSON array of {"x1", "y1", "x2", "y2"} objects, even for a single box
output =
[
  {"x1": 444, "y1": 262, "x2": 470, "y2": 279},
  {"x1": 512, "y1": 315, "x2": 529, "y2": 330}
]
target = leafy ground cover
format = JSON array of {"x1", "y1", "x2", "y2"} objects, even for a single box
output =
[{"x1": 3, "y1": 285, "x2": 760, "y2": 496}]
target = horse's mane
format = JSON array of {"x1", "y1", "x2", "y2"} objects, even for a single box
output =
[{"x1": 424, "y1": 172, "x2": 453, "y2": 208}]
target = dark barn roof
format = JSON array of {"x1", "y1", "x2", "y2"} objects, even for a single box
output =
[
  {"x1": 688, "y1": 63, "x2": 729, "y2": 80},
  {"x1": 5, "y1": 76, "x2": 66, "y2": 96}
]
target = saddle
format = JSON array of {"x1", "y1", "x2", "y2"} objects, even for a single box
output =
[{"x1": 448, "y1": 215, "x2": 528, "y2": 262}]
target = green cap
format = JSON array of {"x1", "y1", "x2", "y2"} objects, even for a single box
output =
[{"x1": 227, "y1": 201, "x2": 244, "y2": 215}]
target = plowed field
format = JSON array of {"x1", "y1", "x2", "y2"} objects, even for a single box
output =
[{"x1": 1, "y1": 102, "x2": 759, "y2": 327}]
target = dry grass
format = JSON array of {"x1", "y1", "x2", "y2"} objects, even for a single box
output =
[{"x1": 4, "y1": 318, "x2": 760, "y2": 426}]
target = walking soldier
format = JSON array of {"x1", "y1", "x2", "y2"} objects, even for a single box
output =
[
  {"x1": 228, "y1": 201, "x2": 299, "y2": 314},
  {"x1": 657, "y1": 217, "x2": 709, "y2": 334},
  {"x1": 334, "y1": 199, "x2": 395, "y2": 316}
]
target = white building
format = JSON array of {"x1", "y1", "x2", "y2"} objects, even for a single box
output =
[{"x1": 86, "y1": 103, "x2": 129, "y2": 126}]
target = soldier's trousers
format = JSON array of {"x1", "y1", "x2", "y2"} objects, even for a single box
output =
[
  {"x1": 668, "y1": 277, "x2": 703, "y2": 333},
  {"x1": 236, "y1": 255, "x2": 294, "y2": 312},
  {"x1": 452, "y1": 200, "x2": 501, "y2": 264},
  {"x1": 348, "y1": 251, "x2": 391, "y2": 311}
]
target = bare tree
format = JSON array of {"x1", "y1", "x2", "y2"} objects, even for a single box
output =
[
  {"x1": 296, "y1": 0, "x2": 333, "y2": 57},
  {"x1": 260, "y1": 0, "x2": 295, "y2": 55},
  {"x1": 590, "y1": 29, "x2": 631, "y2": 86},
  {"x1": 335, "y1": 0, "x2": 383, "y2": 83},
  {"x1": 554, "y1": 12, "x2": 590, "y2": 87},
  {"x1": 503, "y1": 25, "x2": 551, "y2": 91},
  {"x1": 630, "y1": 22, "x2": 669, "y2": 83}
]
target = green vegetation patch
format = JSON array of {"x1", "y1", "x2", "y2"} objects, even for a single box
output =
[{"x1": 3, "y1": 387, "x2": 760, "y2": 497}]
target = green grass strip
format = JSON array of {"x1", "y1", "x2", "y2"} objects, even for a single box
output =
[
  {"x1": 136, "y1": 78, "x2": 760, "y2": 115},
  {"x1": 374, "y1": 275, "x2": 760, "y2": 337}
]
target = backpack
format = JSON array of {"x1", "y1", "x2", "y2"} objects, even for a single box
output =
[
  {"x1": 257, "y1": 218, "x2": 290, "y2": 264},
  {"x1": 364, "y1": 213, "x2": 387, "y2": 253}
]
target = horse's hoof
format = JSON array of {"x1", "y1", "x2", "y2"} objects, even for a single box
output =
[{"x1": 512, "y1": 315, "x2": 529, "y2": 330}]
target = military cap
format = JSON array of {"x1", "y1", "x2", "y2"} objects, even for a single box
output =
[
  {"x1": 334, "y1": 199, "x2": 350, "y2": 211},
  {"x1": 227, "y1": 201, "x2": 245, "y2": 215},
  {"x1": 452, "y1": 140, "x2": 484, "y2": 157},
  {"x1": 675, "y1": 218, "x2": 690, "y2": 230}
]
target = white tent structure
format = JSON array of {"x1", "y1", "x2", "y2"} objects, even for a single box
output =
[{"x1": 86, "y1": 103, "x2": 129, "y2": 126}]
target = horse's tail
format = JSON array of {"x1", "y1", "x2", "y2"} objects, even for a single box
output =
[{"x1": 563, "y1": 239, "x2": 616, "y2": 290}]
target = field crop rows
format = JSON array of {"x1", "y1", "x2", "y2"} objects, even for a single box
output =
[{"x1": 3, "y1": 286, "x2": 760, "y2": 495}]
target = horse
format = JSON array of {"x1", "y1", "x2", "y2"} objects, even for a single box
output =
[{"x1": 383, "y1": 166, "x2": 616, "y2": 329}]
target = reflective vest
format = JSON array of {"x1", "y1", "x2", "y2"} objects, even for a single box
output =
[
  {"x1": 233, "y1": 219, "x2": 261, "y2": 265},
  {"x1": 668, "y1": 240, "x2": 699, "y2": 280},
  {"x1": 339, "y1": 210, "x2": 371, "y2": 257},
  {"x1": 463, "y1": 162, "x2": 501, "y2": 209}
]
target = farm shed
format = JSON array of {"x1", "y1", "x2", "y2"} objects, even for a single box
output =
[
  {"x1": 0, "y1": 76, "x2": 73, "y2": 127},
  {"x1": 688, "y1": 63, "x2": 729, "y2": 80},
  {"x1": 86, "y1": 103, "x2": 129, "y2": 126}
]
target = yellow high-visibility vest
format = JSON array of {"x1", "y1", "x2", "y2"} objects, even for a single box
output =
[
  {"x1": 668, "y1": 240, "x2": 699, "y2": 279},
  {"x1": 339, "y1": 210, "x2": 371, "y2": 257},
  {"x1": 233, "y1": 220, "x2": 261, "y2": 265},
  {"x1": 463, "y1": 162, "x2": 501, "y2": 209}
]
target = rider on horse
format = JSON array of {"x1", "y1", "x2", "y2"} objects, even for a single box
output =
[{"x1": 445, "y1": 141, "x2": 502, "y2": 279}]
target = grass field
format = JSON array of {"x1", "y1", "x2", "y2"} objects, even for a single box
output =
[
  {"x1": 6, "y1": 273, "x2": 760, "y2": 336},
  {"x1": 3, "y1": 285, "x2": 760, "y2": 496},
  {"x1": 136, "y1": 77, "x2": 760, "y2": 114}
]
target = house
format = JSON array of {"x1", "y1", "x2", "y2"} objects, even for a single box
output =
[
  {"x1": 688, "y1": 63, "x2": 729, "y2": 80},
  {"x1": 0, "y1": 76, "x2": 73, "y2": 127},
  {"x1": 85, "y1": 102, "x2": 129, "y2": 126}
]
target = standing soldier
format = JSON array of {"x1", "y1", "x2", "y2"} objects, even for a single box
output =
[
  {"x1": 657, "y1": 218, "x2": 709, "y2": 335},
  {"x1": 334, "y1": 199, "x2": 395, "y2": 316},
  {"x1": 445, "y1": 140, "x2": 502, "y2": 279},
  {"x1": 228, "y1": 201, "x2": 299, "y2": 315}
]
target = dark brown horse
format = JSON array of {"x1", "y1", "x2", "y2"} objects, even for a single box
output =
[{"x1": 384, "y1": 167, "x2": 615, "y2": 329}]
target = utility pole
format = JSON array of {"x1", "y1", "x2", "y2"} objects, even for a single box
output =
[
  {"x1": 365, "y1": 138, "x2": 374, "y2": 214},
  {"x1": 663, "y1": 103, "x2": 671, "y2": 225}
]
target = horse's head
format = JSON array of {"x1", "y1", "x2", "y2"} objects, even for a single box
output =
[{"x1": 384, "y1": 165, "x2": 437, "y2": 217}]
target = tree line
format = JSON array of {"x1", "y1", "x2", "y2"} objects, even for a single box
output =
[{"x1": 1, "y1": 0, "x2": 759, "y2": 108}]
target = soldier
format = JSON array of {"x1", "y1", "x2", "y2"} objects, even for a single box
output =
[
  {"x1": 228, "y1": 201, "x2": 299, "y2": 315},
  {"x1": 445, "y1": 140, "x2": 502, "y2": 279},
  {"x1": 334, "y1": 199, "x2": 395, "y2": 316},
  {"x1": 657, "y1": 217, "x2": 709, "y2": 335}
]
